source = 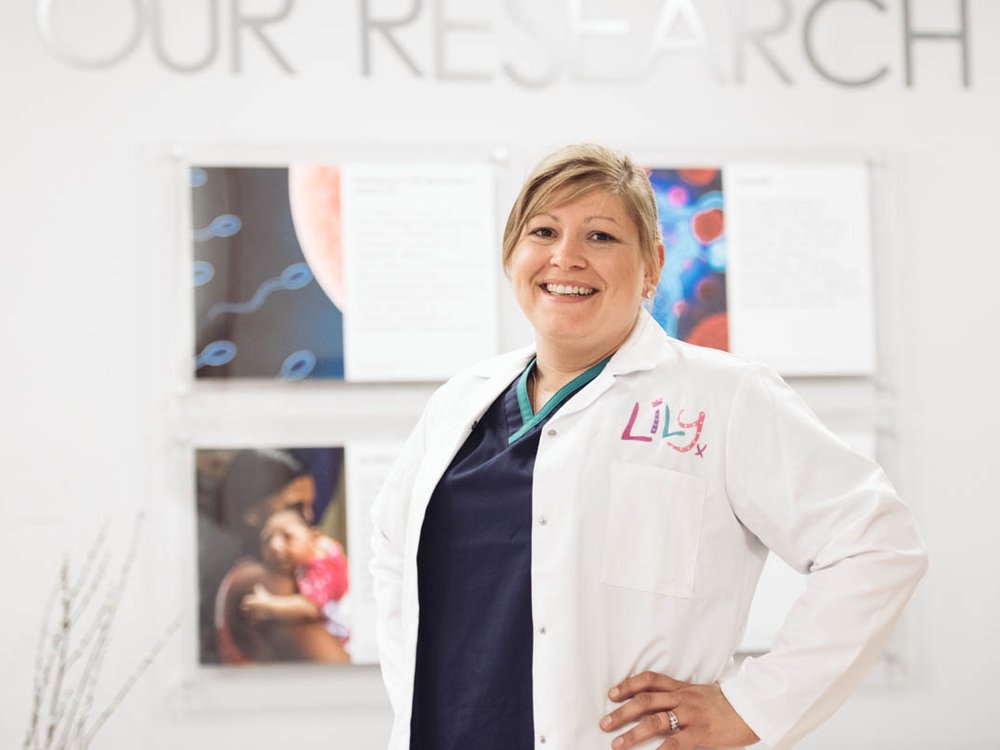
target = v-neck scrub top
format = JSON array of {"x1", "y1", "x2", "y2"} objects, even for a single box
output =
[{"x1": 409, "y1": 358, "x2": 609, "y2": 750}]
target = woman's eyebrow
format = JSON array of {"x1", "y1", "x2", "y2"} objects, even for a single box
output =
[{"x1": 530, "y1": 213, "x2": 621, "y2": 224}]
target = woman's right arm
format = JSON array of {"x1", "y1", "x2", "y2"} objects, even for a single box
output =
[{"x1": 369, "y1": 402, "x2": 433, "y2": 717}]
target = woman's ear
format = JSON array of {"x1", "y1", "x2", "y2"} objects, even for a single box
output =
[{"x1": 645, "y1": 243, "x2": 665, "y2": 294}]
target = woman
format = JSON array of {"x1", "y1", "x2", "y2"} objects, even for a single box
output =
[
  {"x1": 369, "y1": 144, "x2": 927, "y2": 749},
  {"x1": 204, "y1": 448, "x2": 350, "y2": 664}
]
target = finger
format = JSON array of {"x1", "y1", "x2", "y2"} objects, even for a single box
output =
[
  {"x1": 601, "y1": 691, "x2": 681, "y2": 732},
  {"x1": 611, "y1": 711, "x2": 683, "y2": 750},
  {"x1": 610, "y1": 671, "x2": 685, "y2": 701}
]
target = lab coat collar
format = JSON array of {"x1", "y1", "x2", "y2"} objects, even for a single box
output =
[
  {"x1": 469, "y1": 308, "x2": 668, "y2": 382},
  {"x1": 462, "y1": 309, "x2": 668, "y2": 425},
  {"x1": 603, "y1": 307, "x2": 670, "y2": 377}
]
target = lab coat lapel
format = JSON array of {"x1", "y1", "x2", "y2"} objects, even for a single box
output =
[{"x1": 406, "y1": 347, "x2": 535, "y2": 544}]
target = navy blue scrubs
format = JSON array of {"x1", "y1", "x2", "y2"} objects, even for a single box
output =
[{"x1": 410, "y1": 357, "x2": 609, "y2": 750}]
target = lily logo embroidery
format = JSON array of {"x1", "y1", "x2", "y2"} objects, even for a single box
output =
[{"x1": 621, "y1": 398, "x2": 707, "y2": 456}]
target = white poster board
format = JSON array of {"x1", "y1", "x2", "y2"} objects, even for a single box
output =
[
  {"x1": 344, "y1": 440, "x2": 405, "y2": 664},
  {"x1": 725, "y1": 164, "x2": 876, "y2": 376},
  {"x1": 341, "y1": 163, "x2": 499, "y2": 381}
]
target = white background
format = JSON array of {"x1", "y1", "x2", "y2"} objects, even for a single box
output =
[{"x1": 1, "y1": 1, "x2": 997, "y2": 748}]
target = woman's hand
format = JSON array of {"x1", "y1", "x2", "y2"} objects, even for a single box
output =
[{"x1": 600, "y1": 672, "x2": 759, "y2": 749}]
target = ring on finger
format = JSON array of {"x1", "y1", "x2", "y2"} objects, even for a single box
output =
[{"x1": 667, "y1": 709, "x2": 679, "y2": 733}]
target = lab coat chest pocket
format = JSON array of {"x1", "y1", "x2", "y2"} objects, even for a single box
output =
[{"x1": 601, "y1": 462, "x2": 707, "y2": 598}]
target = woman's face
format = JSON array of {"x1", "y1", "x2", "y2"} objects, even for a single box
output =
[
  {"x1": 263, "y1": 475, "x2": 316, "y2": 524},
  {"x1": 509, "y1": 189, "x2": 655, "y2": 356}
]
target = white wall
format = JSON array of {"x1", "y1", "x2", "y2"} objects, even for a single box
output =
[{"x1": 2, "y1": 1, "x2": 998, "y2": 748}]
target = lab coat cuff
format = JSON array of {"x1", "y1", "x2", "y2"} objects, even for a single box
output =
[{"x1": 718, "y1": 678, "x2": 779, "y2": 750}]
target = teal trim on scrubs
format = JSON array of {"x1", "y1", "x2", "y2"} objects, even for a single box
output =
[{"x1": 508, "y1": 355, "x2": 611, "y2": 445}]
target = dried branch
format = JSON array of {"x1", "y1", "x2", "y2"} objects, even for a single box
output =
[
  {"x1": 44, "y1": 564, "x2": 72, "y2": 748},
  {"x1": 81, "y1": 615, "x2": 183, "y2": 748},
  {"x1": 53, "y1": 594, "x2": 115, "y2": 750},
  {"x1": 68, "y1": 521, "x2": 109, "y2": 613},
  {"x1": 23, "y1": 514, "x2": 179, "y2": 750},
  {"x1": 23, "y1": 575, "x2": 60, "y2": 750},
  {"x1": 69, "y1": 548, "x2": 111, "y2": 624}
]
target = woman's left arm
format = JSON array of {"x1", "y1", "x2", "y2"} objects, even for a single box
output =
[
  {"x1": 602, "y1": 363, "x2": 928, "y2": 750},
  {"x1": 721, "y1": 364, "x2": 927, "y2": 748}
]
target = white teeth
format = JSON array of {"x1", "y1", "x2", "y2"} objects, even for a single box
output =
[{"x1": 545, "y1": 283, "x2": 595, "y2": 296}]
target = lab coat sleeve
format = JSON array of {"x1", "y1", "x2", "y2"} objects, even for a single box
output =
[
  {"x1": 718, "y1": 364, "x2": 928, "y2": 750},
  {"x1": 369, "y1": 400, "x2": 432, "y2": 718}
]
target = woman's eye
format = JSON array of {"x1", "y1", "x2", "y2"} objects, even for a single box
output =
[
  {"x1": 528, "y1": 227, "x2": 555, "y2": 239},
  {"x1": 590, "y1": 231, "x2": 617, "y2": 242}
]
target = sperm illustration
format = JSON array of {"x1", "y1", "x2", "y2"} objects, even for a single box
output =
[
  {"x1": 193, "y1": 260, "x2": 215, "y2": 286},
  {"x1": 278, "y1": 350, "x2": 317, "y2": 381},
  {"x1": 193, "y1": 213, "x2": 242, "y2": 242},
  {"x1": 190, "y1": 168, "x2": 208, "y2": 187},
  {"x1": 207, "y1": 262, "x2": 313, "y2": 320},
  {"x1": 195, "y1": 340, "x2": 237, "y2": 370}
]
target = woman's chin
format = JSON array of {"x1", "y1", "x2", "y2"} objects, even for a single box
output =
[{"x1": 535, "y1": 322, "x2": 600, "y2": 347}]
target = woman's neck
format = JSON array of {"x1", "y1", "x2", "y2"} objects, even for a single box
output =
[{"x1": 532, "y1": 316, "x2": 638, "y2": 400}]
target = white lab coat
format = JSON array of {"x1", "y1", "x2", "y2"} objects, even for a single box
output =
[{"x1": 369, "y1": 310, "x2": 927, "y2": 750}]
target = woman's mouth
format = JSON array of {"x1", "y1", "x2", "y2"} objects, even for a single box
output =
[{"x1": 542, "y1": 283, "x2": 596, "y2": 297}]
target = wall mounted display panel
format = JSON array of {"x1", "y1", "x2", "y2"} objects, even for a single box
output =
[
  {"x1": 647, "y1": 162, "x2": 875, "y2": 376},
  {"x1": 191, "y1": 167, "x2": 344, "y2": 381},
  {"x1": 342, "y1": 440, "x2": 406, "y2": 665},
  {"x1": 196, "y1": 446, "x2": 355, "y2": 666},
  {"x1": 189, "y1": 162, "x2": 498, "y2": 383},
  {"x1": 195, "y1": 441, "x2": 403, "y2": 669}
]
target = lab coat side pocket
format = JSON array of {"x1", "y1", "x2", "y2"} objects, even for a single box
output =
[{"x1": 601, "y1": 462, "x2": 707, "y2": 598}]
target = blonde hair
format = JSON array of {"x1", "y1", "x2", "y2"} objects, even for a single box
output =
[{"x1": 501, "y1": 144, "x2": 662, "y2": 281}]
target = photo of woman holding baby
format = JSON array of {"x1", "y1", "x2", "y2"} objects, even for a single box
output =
[{"x1": 195, "y1": 447, "x2": 352, "y2": 665}]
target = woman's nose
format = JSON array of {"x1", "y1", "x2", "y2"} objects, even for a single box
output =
[{"x1": 549, "y1": 234, "x2": 586, "y2": 268}]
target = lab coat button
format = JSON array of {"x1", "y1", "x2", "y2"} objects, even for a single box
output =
[
  {"x1": 539, "y1": 515, "x2": 548, "y2": 526},
  {"x1": 539, "y1": 625, "x2": 547, "y2": 634},
  {"x1": 539, "y1": 736, "x2": 547, "y2": 745},
  {"x1": 547, "y1": 428, "x2": 557, "y2": 437}
]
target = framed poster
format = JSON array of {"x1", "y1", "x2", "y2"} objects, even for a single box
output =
[
  {"x1": 196, "y1": 447, "x2": 353, "y2": 666},
  {"x1": 191, "y1": 167, "x2": 344, "y2": 381},
  {"x1": 194, "y1": 442, "x2": 402, "y2": 668},
  {"x1": 647, "y1": 162, "x2": 875, "y2": 376},
  {"x1": 189, "y1": 161, "x2": 499, "y2": 383}
]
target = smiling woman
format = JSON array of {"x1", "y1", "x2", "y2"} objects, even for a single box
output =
[{"x1": 369, "y1": 144, "x2": 927, "y2": 750}]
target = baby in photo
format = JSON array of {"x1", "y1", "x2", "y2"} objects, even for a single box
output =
[{"x1": 241, "y1": 509, "x2": 351, "y2": 643}]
